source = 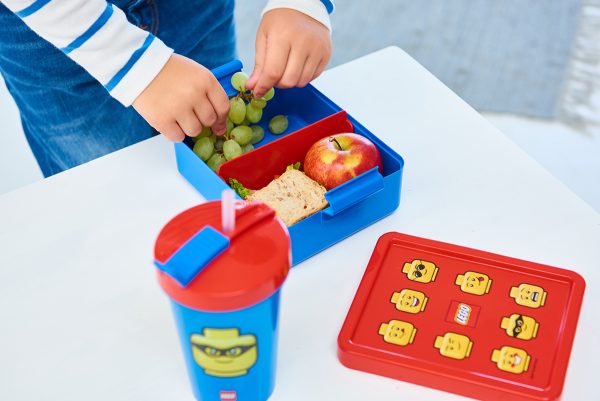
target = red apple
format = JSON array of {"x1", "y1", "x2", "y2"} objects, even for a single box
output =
[{"x1": 303, "y1": 133, "x2": 383, "y2": 190}]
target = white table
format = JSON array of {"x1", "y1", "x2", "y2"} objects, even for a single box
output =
[{"x1": 1, "y1": 47, "x2": 599, "y2": 401}]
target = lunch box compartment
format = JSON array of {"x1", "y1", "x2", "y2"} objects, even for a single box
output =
[
  {"x1": 218, "y1": 111, "x2": 401, "y2": 189},
  {"x1": 211, "y1": 60, "x2": 341, "y2": 148}
]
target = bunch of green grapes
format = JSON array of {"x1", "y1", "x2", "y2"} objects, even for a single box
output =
[{"x1": 192, "y1": 71, "x2": 289, "y2": 171}]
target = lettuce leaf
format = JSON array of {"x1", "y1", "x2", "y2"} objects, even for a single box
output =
[
  {"x1": 228, "y1": 178, "x2": 251, "y2": 199},
  {"x1": 286, "y1": 162, "x2": 301, "y2": 171}
]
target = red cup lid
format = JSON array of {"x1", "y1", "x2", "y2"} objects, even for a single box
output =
[{"x1": 154, "y1": 201, "x2": 291, "y2": 312}]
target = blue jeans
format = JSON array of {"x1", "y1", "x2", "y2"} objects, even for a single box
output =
[{"x1": 0, "y1": 0, "x2": 236, "y2": 177}]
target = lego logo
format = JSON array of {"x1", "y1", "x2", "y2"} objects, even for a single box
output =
[
  {"x1": 220, "y1": 391, "x2": 237, "y2": 401},
  {"x1": 454, "y1": 304, "x2": 471, "y2": 325},
  {"x1": 446, "y1": 300, "x2": 480, "y2": 328}
]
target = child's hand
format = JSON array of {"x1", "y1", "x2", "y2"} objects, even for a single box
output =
[
  {"x1": 133, "y1": 54, "x2": 230, "y2": 142},
  {"x1": 245, "y1": 8, "x2": 332, "y2": 98}
]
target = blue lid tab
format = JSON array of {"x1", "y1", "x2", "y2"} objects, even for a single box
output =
[{"x1": 154, "y1": 226, "x2": 230, "y2": 287}]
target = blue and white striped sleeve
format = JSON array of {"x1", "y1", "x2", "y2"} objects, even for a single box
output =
[
  {"x1": 3, "y1": 0, "x2": 174, "y2": 106},
  {"x1": 262, "y1": 0, "x2": 334, "y2": 31}
]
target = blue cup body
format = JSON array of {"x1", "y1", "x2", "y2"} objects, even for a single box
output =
[{"x1": 170, "y1": 290, "x2": 281, "y2": 401}]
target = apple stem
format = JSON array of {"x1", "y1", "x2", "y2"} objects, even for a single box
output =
[{"x1": 329, "y1": 136, "x2": 342, "y2": 150}]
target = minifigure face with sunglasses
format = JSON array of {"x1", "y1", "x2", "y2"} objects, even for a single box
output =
[{"x1": 402, "y1": 259, "x2": 439, "y2": 283}]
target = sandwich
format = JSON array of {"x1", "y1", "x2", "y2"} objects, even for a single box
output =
[{"x1": 229, "y1": 167, "x2": 328, "y2": 226}]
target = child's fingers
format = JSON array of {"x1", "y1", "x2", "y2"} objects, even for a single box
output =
[
  {"x1": 253, "y1": 39, "x2": 290, "y2": 98},
  {"x1": 178, "y1": 111, "x2": 203, "y2": 137},
  {"x1": 246, "y1": 31, "x2": 267, "y2": 91},
  {"x1": 298, "y1": 56, "x2": 321, "y2": 87},
  {"x1": 193, "y1": 101, "x2": 217, "y2": 131},
  {"x1": 160, "y1": 121, "x2": 186, "y2": 142},
  {"x1": 314, "y1": 56, "x2": 329, "y2": 81},
  {"x1": 207, "y1": 85, "x2": 230, "y2": 134},
  {"x1": 278, "y1": 49, "x2": 309, "y2": 88}
]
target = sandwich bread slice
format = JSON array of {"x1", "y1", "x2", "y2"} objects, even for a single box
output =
[{"x1": 246, "y1": 169, "x2": 328, "y2": 226}]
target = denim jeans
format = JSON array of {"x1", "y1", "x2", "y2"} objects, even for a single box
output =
[{"x1": 0, "y1": 0, "x2": 236, "y2": 177}]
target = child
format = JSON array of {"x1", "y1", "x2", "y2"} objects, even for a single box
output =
[{"x1": 0, "y1": 0, "x2": 334, "y2": 176}]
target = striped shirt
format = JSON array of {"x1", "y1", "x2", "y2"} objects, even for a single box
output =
[{"x1": 3, "y1": 0, "x2": 333, "y2": 107}]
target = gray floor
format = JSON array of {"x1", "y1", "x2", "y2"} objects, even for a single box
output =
[{"x1": 236, "y1": 0, "x2": 582, "y2": 118}]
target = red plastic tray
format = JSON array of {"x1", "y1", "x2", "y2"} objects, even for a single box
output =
[{"x1": 338, "y1": 232, "x2": 585, "y2": 401}]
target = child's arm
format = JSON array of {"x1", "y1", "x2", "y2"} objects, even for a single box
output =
[
  {"x1": 245, "y1": 0, "x2": 334, "y2": 98},
  {"x1": 3, "y1": 0, "x2": 229, "y2": 140}
]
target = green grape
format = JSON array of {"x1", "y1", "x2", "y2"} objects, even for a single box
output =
[
  {"x1": 229, "y1": 97, "x2": 246, "y2": 124},
  {"x1": 242, "y1": 116, "x2": 250, "y2": 126},
  {"x1": 231, "y1": 71, "x2": 249, "y2": 92},
  {"x1": 250, "y1": 125, "x2": 265, "y2": 144},
  {"x1": 208, "y1": 134, "x2": 216, "y2": 144},
  {"x1": 223, "y1": 139, "x2": 243, "y2": 160},
  {"x1": 192, "y1": 126, "x2": 212, "y2": 142},
  {"x1": 250, "y1": 98, "x2": 267, "y2": 109},
  {"x1": 246, "y1": 103, "x2": 263, "y2": 123},
  {"x1": 226, "y1": 118, "x2": 234, "y2": 135},
  {"x1": 263, "y1": 87, "x2": 275, "y2": 101},
  {"x1": 199, "y1": 126, "x2": 212, "y2": 137},
  {"x1": 207, "y1": 153, "x2": 226, "y2": 171},
  {"x1": 230, "y1": 126, "x2": 253, "y2": 146},
  {"x1": 241, "y1": 143, "x2": 254, "y2": 154},
  {"x1": 269, "y1": 115, "x2": 288, "y2": 135},
  {"x1": 192, "y1": 137, "x2": 214, "y2": 161},
  {"x1": 215, "y1": 137, "x2": 225, "y2": 152}
]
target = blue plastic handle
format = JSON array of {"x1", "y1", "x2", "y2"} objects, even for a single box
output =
[
  {"x1": 154, "y1": 226, "x2": 230, "y2": 287},
  {"x1": 322, "y1": 167, "x2": 384, "y2": 218}
]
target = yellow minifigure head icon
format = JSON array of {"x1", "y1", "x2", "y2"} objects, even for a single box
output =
[
  {"x1": 455, "y1": 271, "x2": 492, "y2": 295},
  {"x1": 491, "y1": 346, "x2": 531, "y2": 374},
  {"x1": 434, "y1": 332, "x2": 473, "y2": 360},
  {"x1": 378, "y1": 320, "x2": 417, "y2": 346},
  {"x1": 501, "y1": 314, "x2": 539, "y2": 340},
  {"x1": 510, "y1": 283, "x2": 547, "y2": 308},
  {"x1": 391, "y1": 289, "x2": 428, "y2": 314},
  {"x1": 402, "y1": 260, "x2": 439, "y2": 283},
  {"x1": 190, "y1": 328, "x2": 257, "y2": 377}
]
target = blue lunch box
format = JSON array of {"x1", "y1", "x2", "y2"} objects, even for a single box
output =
[{"x1": 173, "y1": 60, "x2": 405, "y2": 265}]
